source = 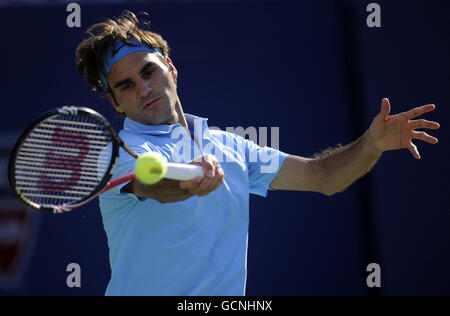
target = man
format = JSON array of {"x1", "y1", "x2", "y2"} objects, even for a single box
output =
[{"x1": 76, "y1": 11, "x2": 440, "y2": 295}]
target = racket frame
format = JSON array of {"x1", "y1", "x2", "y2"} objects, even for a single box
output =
[{"x1": 8, "y1": 106, "x2": 125, "y2": 213}]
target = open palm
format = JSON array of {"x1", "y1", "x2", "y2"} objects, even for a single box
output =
[{"x1": 367, "y1": 98, "x2": 440, "y2": 159}]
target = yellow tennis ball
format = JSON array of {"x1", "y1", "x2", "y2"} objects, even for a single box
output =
[{"x1": 135, "y1": 152, "x2": 167, "y2": 185}]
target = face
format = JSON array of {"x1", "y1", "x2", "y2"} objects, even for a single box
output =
[{"x1": 106, "y1": 51, "x2": 179, "y2": 125}]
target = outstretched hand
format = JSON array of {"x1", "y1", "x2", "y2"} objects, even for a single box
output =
[{"x1": 367, "y1": 98, "x2": 440, "y2": 159}]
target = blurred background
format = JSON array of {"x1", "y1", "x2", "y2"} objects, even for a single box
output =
[{"x1": 0, "y1": 0, "x2": 448, "y2": 296}]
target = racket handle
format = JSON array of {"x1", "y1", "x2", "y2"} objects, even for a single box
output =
[{"x1": 165, "y1": 163, "x2": 204, "y2": 181}]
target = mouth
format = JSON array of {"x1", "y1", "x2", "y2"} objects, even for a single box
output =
[{"x1": 143, "y1": 97, "x2": 162, "y2": 110}]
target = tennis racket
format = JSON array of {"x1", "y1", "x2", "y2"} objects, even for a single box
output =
[{"x1": 8, "y1": 106, "x2": 204, "y2": 214}]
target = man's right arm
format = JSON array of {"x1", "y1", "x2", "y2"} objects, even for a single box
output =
[{"x1": 123, "y1": 154, "x2": 225, "y2": 204}]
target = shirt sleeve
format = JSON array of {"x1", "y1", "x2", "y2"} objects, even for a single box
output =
[
  {"x1": 102, "y1": 133, "x2": 161, "y2": 197},
  {"x1": 235, "y1": 135, "x2": 289, "y2": 197}
]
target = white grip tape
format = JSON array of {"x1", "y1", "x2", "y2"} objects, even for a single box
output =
[{"x1": 165, "y1": 163, "x2": 204, "y2": 181}]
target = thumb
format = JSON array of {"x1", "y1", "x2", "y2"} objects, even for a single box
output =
[
  {"x1": 201, "y1": 155, "x2": 216, "y2": 178},
  {"x1": 379, "y1": 98, "x2": 391, "y2": 120}
]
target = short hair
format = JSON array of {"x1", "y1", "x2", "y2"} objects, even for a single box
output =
[{"x1": 76, "y1": 10, "x2": 170, "y2": 94}]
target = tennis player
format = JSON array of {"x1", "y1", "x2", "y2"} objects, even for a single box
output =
[{"x1": 75, "y1": 11, "x2": 440, "y2": 296}]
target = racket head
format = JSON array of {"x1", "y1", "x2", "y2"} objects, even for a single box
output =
[{"x1": 8, "y1": 106, "x2": 120, "y2": 213}]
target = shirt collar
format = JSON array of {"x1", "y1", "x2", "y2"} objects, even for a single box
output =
[{"x1": 123, "y1": 114, "x2": 209, "y2": 136}]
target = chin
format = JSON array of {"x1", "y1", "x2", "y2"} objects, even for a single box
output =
[{"x1": 144, "y1": 103, "x2": 176, "y2": 125}]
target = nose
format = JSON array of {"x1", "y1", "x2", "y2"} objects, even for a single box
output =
[{"x1": 138, "y1": 78, "x2": 153, "y2": 99}]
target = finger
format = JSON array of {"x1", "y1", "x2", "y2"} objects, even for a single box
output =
[
  {"x1": 180, "y1": 177, "x2": 201, "y2": 189},
  {"x1": 202, "y1": 155, "x2": 217, "y2": 178},
  {"x1": 408, "y1": 142, "x2": 421, "y2": 160},
  {"x1": 188, "y1": 173, "x2": 213, "y2": 193},
  {"x1": 179, "y1": 176, "x2": 202, "y2": 189},
  {"x1": 197, "y1": 166, "x2": 224, "y2": 193},
  {"x1": 206, "y1": 167, "x2": 225, "y2": 192},
  {"x1": 215, "y1": 168, "x2": 225, "y2": 187},
  {"x1": 198, "y1": 177, "x2": 212, "y2": 192},
  {"x1": 409, "y1": 119, "x2": 440, "y2": 130},
  {"x1": 379, "y1": 98, "x2": 391, "y2": 119},
  {"x1": 190, "y1": 178, "x2": 213, "y2": 196},
  {"x1": 412, "y1": 131, "x2": 439, "y2": 144},
  {"x1": 205, "y1": 154, "x2": 219, "y2": 167},
  {"x1": 405, "y1": 104, "x2": 436, "y2": 120},
  {"x1": 210, "y1": 155, "x2": 219, "y2": 166},
  {"x1": 192, "y1": 155, "x2": 203, "y2": 164}
]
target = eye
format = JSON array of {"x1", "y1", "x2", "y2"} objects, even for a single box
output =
[
  {"x1": 120, "y1": 83, "x2": 131, "y2": 92},
  {"x1": 143, "y1": 69, "x2": 155, "y2": 79}
]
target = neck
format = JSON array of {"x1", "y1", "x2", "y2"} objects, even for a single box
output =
[
  {"x1": 171, "y1": 96, "x2": 197, "y2": 142},
  {"x1": 173, "y1": 96, "x2": 188, "y2": 128},
  {"x1": 164, "y1": 96, "x2": 188, "y2": 127}
]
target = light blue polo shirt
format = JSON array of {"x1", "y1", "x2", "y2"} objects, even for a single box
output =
[{"x1": 98, "y1": 114, "x2": 288, "y2": 296}]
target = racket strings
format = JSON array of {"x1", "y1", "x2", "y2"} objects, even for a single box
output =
[{"x1": 14, "y1": 113, "x2": 113, "y2": 207}]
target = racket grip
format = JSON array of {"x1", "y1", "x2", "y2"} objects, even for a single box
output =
[{"x1": 165, "y1": 163, "x2": 204, "y2": 181}]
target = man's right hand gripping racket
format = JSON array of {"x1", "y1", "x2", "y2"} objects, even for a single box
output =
[{"x1": 8, "y1": 106, "x2": 204, "y2": 214}]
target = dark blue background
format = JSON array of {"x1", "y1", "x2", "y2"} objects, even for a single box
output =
[{"x1": 0, "y1": 0, "x2": 448, "y2": 295}]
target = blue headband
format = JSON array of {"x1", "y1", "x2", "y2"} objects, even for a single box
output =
[{"x1": 100, "y1": 38, "x2": 164, "y2": 90}]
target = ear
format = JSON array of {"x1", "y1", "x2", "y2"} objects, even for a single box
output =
[
  {"x1": 165, "y1": 56, "x2": 178, "y2": 81},
  {"x1": 106, "y1": 91, "x2": 124, "y2": 115}
]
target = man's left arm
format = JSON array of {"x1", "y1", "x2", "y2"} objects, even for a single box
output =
[{"x1": 270, "y1": 98, "x2": 440, "y2": 196}]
